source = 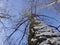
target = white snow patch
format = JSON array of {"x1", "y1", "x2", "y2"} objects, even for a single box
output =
[
  {"x1": 31, "y1": 38, "x2": 37, "y2": 42},
  {"x1": 40, "y1": 32, "x2": 60, "y2": 36}
]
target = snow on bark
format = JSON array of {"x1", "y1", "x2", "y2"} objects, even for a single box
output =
[{"x1": 28, "y1": 18, "x2": 60, "y2": 45}]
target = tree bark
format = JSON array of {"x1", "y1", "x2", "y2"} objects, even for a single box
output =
[{"x1": 28, "y1": 18, "x2": 60, "y2": 45}]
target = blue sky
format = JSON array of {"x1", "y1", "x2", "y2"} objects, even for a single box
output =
[{"x1": 0, "y1": 0, "x2": 60, "y2": 45}]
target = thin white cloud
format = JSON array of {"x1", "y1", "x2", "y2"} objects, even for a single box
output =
[{"x1": 38, "y1": 0, "x2": 60, "y2": 9}]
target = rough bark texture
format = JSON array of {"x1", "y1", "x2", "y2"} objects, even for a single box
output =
[{"x1": 28, "y1": 18, "x2": 60, "y2": 45}]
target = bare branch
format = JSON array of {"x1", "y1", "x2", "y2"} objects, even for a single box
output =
[
  {"x1": 48, "y1": 24, "x2": 60, "y2": 32},
  {"x1": 35, "y1": 14, "x2": 60, "y2": 23},
  {"x1": 6, "y1": 19, "x2": 28, "y2": 40},
  {"x1": 18, "y1": 21, "x2": 29, "y2": 45}
]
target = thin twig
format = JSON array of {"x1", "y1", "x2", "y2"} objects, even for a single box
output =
[
  {"x1": 18, "y1": 21, "x2": 29, "y2": 45},
  {"x1": 6, "y1": 19, "x2": 28, "y2": 40}
]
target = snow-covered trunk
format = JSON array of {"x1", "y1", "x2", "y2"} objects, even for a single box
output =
[
  {"x1": 28, "y1": 17, "x2": 60, "y2": 45},
  {"x1": 0, "y1": 0, "x2": 8, "y2": 45}
]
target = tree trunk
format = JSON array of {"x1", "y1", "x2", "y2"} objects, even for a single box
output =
[{"x1": 28, "y1": 18, "x2": 60, "y2": 45}]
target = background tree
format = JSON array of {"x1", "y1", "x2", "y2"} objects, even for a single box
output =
[{"x1": 0, "y1": 0, "x2": 13, "y2": 45}]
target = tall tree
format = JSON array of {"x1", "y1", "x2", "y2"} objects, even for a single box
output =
[{"x1": 6, "y1": 0, "x2": 60, "y2": 45}]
